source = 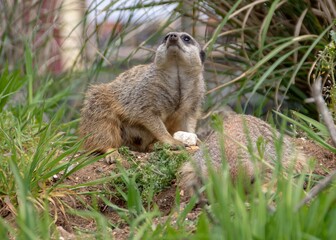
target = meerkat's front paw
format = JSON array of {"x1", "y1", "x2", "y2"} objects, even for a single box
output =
[
  {"x1": 168, "y1": 139, "x2": 188, "y2": 150},
  {"x1": 169, "y1": 144, "x2": 187, "y2": 150},
  {"x1": 149, "y1": 139, "x2": 187, "y2": 151},
  {"x1": 104, "y1": 149, "x2": 123, "y2": 164}
]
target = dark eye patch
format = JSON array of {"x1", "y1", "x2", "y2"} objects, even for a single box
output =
[
  {"x1": 162, "y1": 34, "x2": 169, "y2": 43},
  {"x1": 200, "y1": 50, "x2": 206, "y2": 64},
  {"x1": 181, "y1": 34, "x2": 193, "y2": 44}
]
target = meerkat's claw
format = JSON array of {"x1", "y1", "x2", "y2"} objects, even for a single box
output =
[
  {"x1": 169, "y1": 143, "x2": 187, "y2": 151},
  {"x1": 104, "y1": 149, "x2": 122, "y2": 164},
  {"x1": 147, "y1": 140, "x2": 187, "y2": 151},
  {"x1": 168, "y1": 139, "x2": 188, "y2": 150}
]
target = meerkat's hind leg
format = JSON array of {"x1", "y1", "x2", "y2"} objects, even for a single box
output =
[
  {"x1": 120, "y1": 125, "x2": 156, "y2": 152},
  {"x1": 82, "y1": 114, "x2": 124, "y2": 163}
]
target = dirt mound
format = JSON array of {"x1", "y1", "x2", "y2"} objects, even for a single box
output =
[{"x1": 295, "y1": 138, "x2": 336, "y2": 175}]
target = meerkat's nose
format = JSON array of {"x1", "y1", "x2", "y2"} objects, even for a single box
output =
[{"x1": 169, "y1": 33, "x2": 178, "y2": 41}]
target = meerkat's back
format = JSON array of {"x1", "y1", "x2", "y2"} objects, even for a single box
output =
[{"x1": 179, "y1": 114, "x2": 307, "y2": 194}]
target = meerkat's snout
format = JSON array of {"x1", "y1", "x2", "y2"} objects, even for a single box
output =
[
  {"x1": 167, "y1": 33, "x2": 178, "y2": 42},
  {"x1": 165, "y1": 33, "x2": 181, "y2": 49},
  {"x1": 156, "y1": 32, "x2": 205, "y2": 68}
]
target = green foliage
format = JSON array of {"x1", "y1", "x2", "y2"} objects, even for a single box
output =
[
  {"x1": 112, "y1": 145, "x2": 190, "y2": 203},
  {"x1": 1, "y1": 105, "x2": 79, "y2": 196},
  {"x1": 7, "y1": 156, "x2": 53, "y2": 240},
  {"x1": 0, "y1": 84, "x2": 112, "y2": 238},
  {"x1": 146, "y1": 145, "x2": 190, "y2": 193},
  {"x1": 198, "y1": 0, "x2": 335, "y2": 114},
  {"x1": 0, "y1": 68, "x2": 25, "y2": 112}
]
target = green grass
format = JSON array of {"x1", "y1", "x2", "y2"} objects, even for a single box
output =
[{"x1": 0, "y1": 0, "x2": 336, "y2": 239}]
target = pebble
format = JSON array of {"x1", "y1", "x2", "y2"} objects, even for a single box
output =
[{"x1": 173, "y1": 131, "x2": 198, "y2": 146}]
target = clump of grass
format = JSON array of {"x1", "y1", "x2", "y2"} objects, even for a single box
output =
[
  {"x1": 145, "y1": 144, "x2": 190, "y2": 193},
  {"x1": 112, "y1": 145, "x2": 190, "y2": 203},
  {"x1": 0, "y1": 48, "x2": 105, "y2": 238},
  {"x1": 0, "y1": 106, "x2": 78, "y2": 204}
]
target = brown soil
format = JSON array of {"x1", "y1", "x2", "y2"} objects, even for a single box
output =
[{"x1": 295, "y1": 138, "x2": 336, "y2": 175}]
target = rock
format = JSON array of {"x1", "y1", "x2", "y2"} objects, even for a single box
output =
[{"x1": 173, "y1": 131, "x2": 198, "y2": 146}]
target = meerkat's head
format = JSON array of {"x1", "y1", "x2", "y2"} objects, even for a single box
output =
[{"x1": 155, "y1": 32, "x2": 205, "y2": 69}]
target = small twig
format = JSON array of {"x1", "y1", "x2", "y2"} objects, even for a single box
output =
[
  {"x1": 296, "y1": 170, "x2": 336, "y2": 210},
  {"x1": 138, "y1": 46, "x2": 156, "y2": 53},
  {"x1": 296, "y1": 77, "x2": 336, "y2": 210},
  {"x1": 311, "y1": 77, "x2": 336, "y2": 147},
  {"x1": 191, "y1": 184, "x2": 218, "y2": 224}
]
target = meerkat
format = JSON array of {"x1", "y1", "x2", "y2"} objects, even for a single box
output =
[
  {"x1": 79, "y1": 32, "x2": 205, "y2": 161},
  {"x1": 179, "y1": 113, "x2": 308, "y2": 195}
]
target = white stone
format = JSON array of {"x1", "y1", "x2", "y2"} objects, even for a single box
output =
[{"x1": 173, "y1": 131, "x2": 198, "y2": 146}]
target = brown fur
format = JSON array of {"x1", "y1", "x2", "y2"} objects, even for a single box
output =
[
  {"x1": 79, "y1": 32, "x2": 205, "y2": 154},
  {"x1": 179, "y1": 114, "x2": 308, "y2": 195}
]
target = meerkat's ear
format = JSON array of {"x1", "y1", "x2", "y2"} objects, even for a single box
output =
[{"x1": 200, "y1": 50, "x2": 206, "y2": 64}]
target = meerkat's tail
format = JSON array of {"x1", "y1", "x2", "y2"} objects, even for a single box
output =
[
  {"x1": 178, "y1": 162, "x2": 199, "y2": 195},
  {"x1": 178, "y1": 153, "x2": 208, "y2": 197}
]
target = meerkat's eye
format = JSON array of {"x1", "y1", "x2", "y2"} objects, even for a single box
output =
[{"x1": 182, "y1": 35, "x2": 191, "y2": 43}]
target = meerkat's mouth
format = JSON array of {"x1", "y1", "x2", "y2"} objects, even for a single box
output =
[{"x1": 166, "y1": 42, "x2": 186, "y2": 52}]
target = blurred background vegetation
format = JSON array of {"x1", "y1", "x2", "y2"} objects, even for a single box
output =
[
  {"x1": 1, "y1": 0, "x2": 335, "y2": 120},
  {"x1": 0, "y1": 0, "x2": 335, "y2": 238}
]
